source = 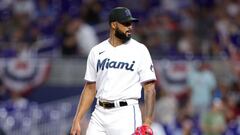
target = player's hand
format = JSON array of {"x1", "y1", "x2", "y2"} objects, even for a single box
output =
[
  {"x1": 132, "y1": 125, "x2": 153, "y2": 135},
  {"x1": 70, "y1": 119, "x2": 81, "y2": 135}
]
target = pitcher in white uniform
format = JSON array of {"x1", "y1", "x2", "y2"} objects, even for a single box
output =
[{"x1": 70, "y1": 7, "x2": 157, "y2": 135}]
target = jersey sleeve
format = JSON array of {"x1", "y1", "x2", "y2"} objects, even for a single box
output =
[
  {"x1": 84, "y1": 49, "x2": 96, "y2": 82},
  {"x1": 138, "y1": 46, "x2": 157, "y2": 83}
]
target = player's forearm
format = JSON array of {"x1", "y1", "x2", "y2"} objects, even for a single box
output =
[
  {"x1": 143, "y1": 81, "x2": 156, "y2": 126},
  {"x1": 73, "y1": 83, "x2": 96, "y2": 122}
]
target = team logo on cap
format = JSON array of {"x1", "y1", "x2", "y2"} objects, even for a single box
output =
[{"x1": 125, "y1": 10, "x2": 131, "y2": 17}]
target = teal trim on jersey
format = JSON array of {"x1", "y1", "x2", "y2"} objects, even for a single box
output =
[{"x1": 133, "y1": 105, "x2": 136, "y2": 132}]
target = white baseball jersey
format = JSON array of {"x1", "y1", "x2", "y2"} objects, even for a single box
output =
[{"x1": 85, "y1": 38, "x2": 156, "y2": 100}]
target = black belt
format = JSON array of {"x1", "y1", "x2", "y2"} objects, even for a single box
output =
[{"x1": 99, "y1": 101, "x2": 128, "y2": 109}]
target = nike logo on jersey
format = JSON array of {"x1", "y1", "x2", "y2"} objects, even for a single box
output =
[
  {"x1": 99, "y1": 51, "x2": 105, "y2": 55},
  {"x1": 97, "y1": 58, "x2": 135, "y2": 72}
]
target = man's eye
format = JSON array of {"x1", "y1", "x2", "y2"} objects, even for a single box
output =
[{"x1": 121, "y1": 22, "x2": 132, "y2": 26}]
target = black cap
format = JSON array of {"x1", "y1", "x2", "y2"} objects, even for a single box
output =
[{"x1": 109, "y1": 7, "x2": 138, "y2": 23}]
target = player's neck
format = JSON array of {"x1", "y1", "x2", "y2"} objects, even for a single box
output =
[{"x1": 109, "y1": 36, "x2": 124, "y2": 47}]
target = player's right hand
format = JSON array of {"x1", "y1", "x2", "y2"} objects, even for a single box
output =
[
  {"x1": 132, "y1": 125, "x2": 153, "y2": 135},
  {"x1": 70, "y1": 119, "x2": 81, "y2": 135}
]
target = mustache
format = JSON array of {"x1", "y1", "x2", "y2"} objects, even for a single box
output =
[{"x1": 126, "y1": 30, "x2": 132, "y2": 33}]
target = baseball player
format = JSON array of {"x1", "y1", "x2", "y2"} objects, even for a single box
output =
[{"x1": 70, "y1": 7, "x2": 156, "y2": 135}]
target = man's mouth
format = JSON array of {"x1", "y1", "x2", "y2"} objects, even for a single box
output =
[{"x1": 126, "y1": 31, "x2": 132, "y2": 36}]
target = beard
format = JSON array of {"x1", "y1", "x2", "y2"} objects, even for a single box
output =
[{"x1": 115, "y1": 28, "x2": 131, "y2": 43}]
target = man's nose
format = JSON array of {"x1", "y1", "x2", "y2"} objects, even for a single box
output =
[{"x1": 127, "y1": 25, "x2": 133, "y2": 30}]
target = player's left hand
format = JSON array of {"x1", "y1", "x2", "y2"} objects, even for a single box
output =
[
  {"x1": 70, "y1": 119, "x2": 81, "y2": 135},
  {"x1": 132, "y1": 125, "x2": 153, "y2": 135}
]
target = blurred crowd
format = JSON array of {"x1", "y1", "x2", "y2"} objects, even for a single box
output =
[
  {"x1": 0, "y1": 0, "x2": 240, "y2": 135},
  {"x1": 0, "y1": 0, "x2": 240, "y2": 59},
  {"x1": 0, "y1": 0, "x2": 100, "y2": 58},
  {"x1": 154, "y1": 60, "x2": 240, "y2": 135}
]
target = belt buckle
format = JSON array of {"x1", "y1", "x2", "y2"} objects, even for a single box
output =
[{"x1": 101, "y1": 101, "x2": 108, "y2": 108}]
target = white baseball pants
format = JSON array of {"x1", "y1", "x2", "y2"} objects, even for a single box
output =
[{"x1": 86, "y1": 101, "x2": 142, "y2": 135}]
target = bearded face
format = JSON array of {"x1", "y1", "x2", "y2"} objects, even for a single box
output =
[{"x1": 114, "y1": 26, "x2": 131, "y2": 43}]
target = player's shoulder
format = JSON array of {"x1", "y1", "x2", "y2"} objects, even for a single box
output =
[
  {"x1": 89, "y1": 39, "x2": 108, "y2": 53},
  {"x1": 130, "y1": 38, "x2": 149, "y2": 51}
]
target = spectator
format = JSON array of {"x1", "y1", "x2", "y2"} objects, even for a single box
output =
[
  {"x1": 225, "y1": 80, "x2": 240, "y2": 120},
  {"x1": 12, "y1": 0, "x2": 35, "y2": 19},
  {"x1": 35, "y1": 0, "x2": 58, "y2": 37},
  {"x1": 181, "y1": 116, "x2": 194, "y2": 135},
  {"x1": 75, "y1": 18, "x2": 99, "y2": 57},
  {"x1": 155, "y1": 90, "x2": 177, "y2": 126},
  {"x1": 177, "y1": 29, "x2": 196, "y2": 56},
  {"x1": 60, "y1": 18, "x2": 79, "y2": 57},
  {"x1": 200, "y1": 98, "x2": 226, "y2": 135},
  {"x1": 0, "y1": 78, "x2": 6, "y2": 101},
  {"x1": 80, "y1": 0, "x2": 102, "y2": 25},
  {"x1": 35, "y1": 0, "x2": 57, "y2": 18},
  {"x1": 187, "y1": 61, "x2": 217, "y2": 115}
]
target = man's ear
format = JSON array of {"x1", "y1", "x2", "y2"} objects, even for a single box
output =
[{"x1": 111, "y1": 22, "x2": 117, "y2": 29}]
